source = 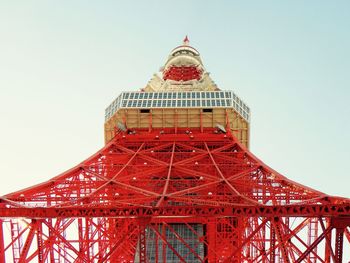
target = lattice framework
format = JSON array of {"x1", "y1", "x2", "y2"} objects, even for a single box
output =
[{"x1": 0, "y1": 129, "x2": 349, "y2": 262}]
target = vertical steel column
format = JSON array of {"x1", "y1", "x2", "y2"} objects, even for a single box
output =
[
  {"x1": 48, "y1": 219, "x2": 55, "y2": 263},
  {"x1": 162, "y1": 223, "x2": 166, "y2": 263},
  {"x1": 272, "y1": 217, "x2": 289, "y2": 263},
  {"x1": 139, "y1": 219, "x2": 148, "y2": 263},
  {"x1": 270, "y1": 221, "x2": 276, "y2": 263},
  {"x1": 78, "y1": 218, "x2": 84, "y2": 259},
  {"x1": 236, "y1": 217, "x2": 243, "y2": 263},
  {"x1": 335, "y1": 228, "x2": 344, "y2": 263},
  {"x1": 324, "y1": 218, "x2": 332, "y2": 263},
  {"x1": 207, "y1": 219, "x2": 216, "y2": 263},
  {"x1": 307, "y1": 217, "x2": 318, "y2": 263},
  {"x1": 36, "y1": 220, "x2": 43, "y2": 263},
  {"x1": 97, "y1": 218, "x2": 105, "y2": 260},
  {"x1": 19, "y1": 219, "x2": 37, "y2": 263},
  {"x1": 85, "y1": 218, "x2": 91, "y2": 261},
  {"x1": 155, "y1": 223, "x2": 159, "y2": 263},
  {"x1": 0, "y1": 219, "x2": 5, "y2": 263},
  {"x1": 261, "y1": 220, "x2": 267, "y2": 263}
]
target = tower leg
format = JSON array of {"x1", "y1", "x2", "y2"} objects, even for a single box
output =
[
  {"x1": 324, "y1": 218, "x2": 332, "y2": 263},
  {"x1": 36, "y1": 221, "x2": 43, "y2": 263},
  {"x1": 0, "y1": 220, "x2": 5, "y2": 263},
  {"x1": 270, "y1": 221, "x2": 276, "y2": 263},
  {"x1": 139, "y1": 219, "x2": 148, "y2": 263},
  {"x1": 207, "y1": 219, "x2": 216, "y2": 263},
  {"x1": 334, "y1": 228, "x2": 344, "y2": 263}
]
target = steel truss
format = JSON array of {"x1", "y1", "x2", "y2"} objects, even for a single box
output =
[{"x1": 0, "y1": 128, "x2": 349, "y2": 262}]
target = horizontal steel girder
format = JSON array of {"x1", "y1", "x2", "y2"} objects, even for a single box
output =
[{"x1": 1, "y1": 204, "x2": 350, "y2": 219}]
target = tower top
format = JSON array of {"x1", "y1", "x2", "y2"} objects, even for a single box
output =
[
  {"x1": 183, "y1": 35, "x2": 189, "y2": 45},
  {"x1": 104, "y1": 38, "x2": 251, "y2": 147},
  {"x1": 144, "y1": 37, "x2": 218, "y2": 91}
]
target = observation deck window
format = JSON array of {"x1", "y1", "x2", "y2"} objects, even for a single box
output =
[{"x1": 105, "y1": 91, "x2": 250, "y2": 122}]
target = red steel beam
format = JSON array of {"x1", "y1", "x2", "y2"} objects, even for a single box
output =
[
  {"x1": 296, "y1": 225, "x2": 332, "y2": 263},
  {"x1": 335, "y1": 228, "x2": 344, "y2": 263},
  {"x1": 156, "y1": 143, "x2": 175, "y2": 207},
  {"x1": 0, "y1": 220, "x2": 5, "y2": 263},
  {"x1": 0, "y1": 204, "x2": 350, "y2": 219}
]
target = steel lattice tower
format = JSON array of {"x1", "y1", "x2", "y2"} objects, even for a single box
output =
[{"x1": 0, "y1": 37, "x2": 349, "y2": 262}]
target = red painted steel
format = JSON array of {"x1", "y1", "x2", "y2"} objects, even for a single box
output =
[
  {"x1": 163, "y1": 66, "x2": 202, "y2": 81},
  {"x1": 0, "y1": 128, "x2": 349, "y2": 262}
]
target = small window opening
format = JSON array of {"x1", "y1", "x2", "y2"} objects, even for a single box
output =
[
  {"x1": 140, "y1": 109, "x2": 150, "y2": 113},
  {"x1": 202, "y1": 108, "x2": 213, "y2": 113}
]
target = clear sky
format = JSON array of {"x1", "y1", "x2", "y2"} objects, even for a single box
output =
[{"x1": 0, "y1": 1, "x2": 349, "y2": 201}]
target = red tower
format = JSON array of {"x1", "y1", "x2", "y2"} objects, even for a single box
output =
[{"x1": 0, "y1": 38, "x2": 349, "y2": 262}]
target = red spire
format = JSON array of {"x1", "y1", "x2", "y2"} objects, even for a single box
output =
[{"x1": 183, "y1": 35, "x2": 189, "y2": 45}]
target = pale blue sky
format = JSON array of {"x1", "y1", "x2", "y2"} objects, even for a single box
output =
[{"x1": 0, "y1": 1, "x2": 349, "y2": 200}]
